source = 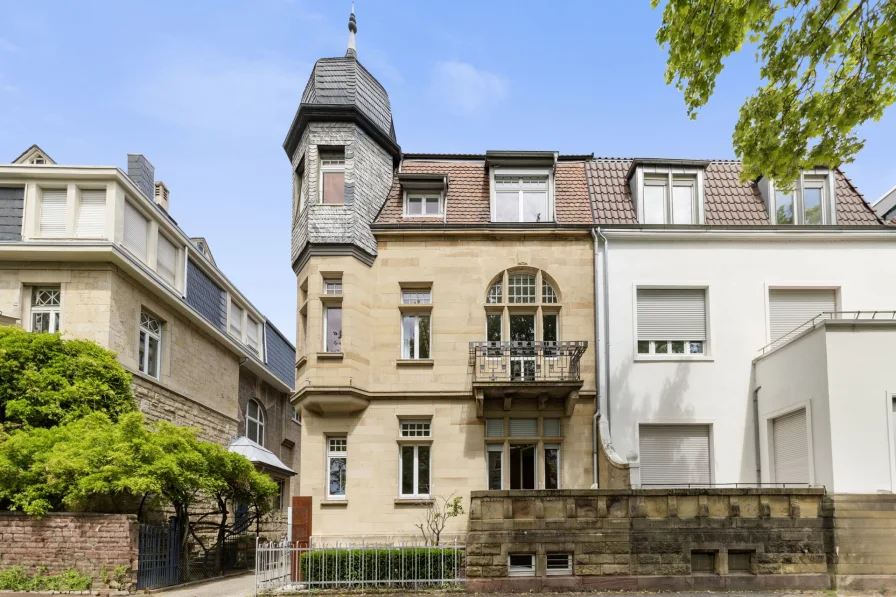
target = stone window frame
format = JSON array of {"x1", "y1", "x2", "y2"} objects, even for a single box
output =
[
  {"x1": 687, "y1": 542, "x2": 763, "y2": 575},
  {"x1": 326, "y1": 436, "x2": 348, "y2": 501},
  {"x1": 483, "y1": 269, "x2": 563, "y2": 347},
  {"x1": 397, "y1": 417, "x2": 433, "y2": 500},
  {"x1": 483, "y1": 416, "x2": 564, "y2": 491}
]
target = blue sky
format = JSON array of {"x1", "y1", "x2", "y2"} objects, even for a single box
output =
[{"x1": 2, "y1": 1, "x2": 895, "y2": 342}]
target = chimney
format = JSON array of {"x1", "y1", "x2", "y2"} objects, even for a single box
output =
[
  {"x1": 154, "y1": 181, "x2": 170, "y2": 212},
  {"x1": 127, "y1": 154, "x2": 155, "y2": 199}
]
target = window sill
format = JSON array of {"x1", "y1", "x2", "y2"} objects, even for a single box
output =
[
  {"x1": 321, "y1": 500, "x2": 348, "y2": 507},
  {"x1": 320, "y1": 294, "x2": 343, "y2": 305},
  {"x1": 397, "y1": 437, "x2": 433, "y2": 445},
  {"x1": 398, "y1": 304, "x2": 433, "y2": 314},
  {"x1": 396, "y1": 359, "x2": 434, "y2": 367},
  {"x1": 295, "y1": 355, "x2": 308, "y2": 370},
  {"x1": 634, "y1": 355, "x2": 714, "y2": 363},
  {"x1": 317, "y1": 352, "x2": 344, "y2": 360},
  {"x1": 394, "y1": 498, "x2": 434, "y2": 506}
]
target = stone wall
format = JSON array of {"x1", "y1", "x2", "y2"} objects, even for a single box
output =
[
  {"x1": 133, "y1": 374, "x2": 237, "y2": 445},
  {"x1": 0, "y1": 513, "x2": 138, "y2": 589},
  {"x1": 828, "y1": 493, "x2": 896, "y2": 590},
  {"x1": 467, "y1": 488, "x2": 829, "y2": 592}
]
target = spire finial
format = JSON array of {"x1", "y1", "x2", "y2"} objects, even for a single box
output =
[{"x1": 346, "y1": 2, "x2": 357, "y2": 58}]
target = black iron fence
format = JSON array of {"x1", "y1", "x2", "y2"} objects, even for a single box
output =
[
  {"x1": 137, "y1": 519, "x2": 179, "y2": 590},
  {"x1": 469, "y1": 341, "x2": 587, "y2": 382},
  {"x1": 181, "y1": 532, "x2": 254, "y2": 583}
]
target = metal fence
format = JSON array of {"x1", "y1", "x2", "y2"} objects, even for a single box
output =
[
  {"x1": 182, "y1": 532, "x2": 254, "y2": 584},
  {"x1": 137, "y1": 519, "x2": 180, "y2": 590},
  {"x1": 469, "y1": 340, "x2": 587, "y2": 382},
  {"x1": 255, "y1": 538, "x2": 466, "y2": 594},
  {"x1": 759, "y1": 310, "x2": 896, "y2": 355}
]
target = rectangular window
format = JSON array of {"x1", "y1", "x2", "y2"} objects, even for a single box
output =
[
  {"x1": 320, "y1": 151, "x2": 345, "y2": 205},
  {"x1": 400, "y1": 421, "x2": 431, "y2": 437},
  {"x1": 39, "y1": 189, "x2": 67, "y2": 237},
  {"x1": 75, "y1": 189, "x2": 106, "y2": 237},
  {"x1": 276, "y1": 480, "x2": 286, "y2": 512},
  {"x1": 30, "y1": 287, "x2": 61, "y2": 333},
  {"x1": 508, "y1": 554, "x2": 535, "y2": 577},
  {"x1": 401, "y1": 290, "x2": 432, "y2": 305},
  {"x1": 485, "y1": 418, "x2": 504, "y2": 437},
  {"x1": 691, "y1": 551, "x2": 716, "y2": 574},
  {"x1": 327, "y1": 437, "x2": 347, "y2": 500},
  {"x1": 636, "y1": 288, "x2": 707, "y2": 355},
  {"x1": 247, "y1": 318, "x2": 260, "y2": 354},
  {"x1": 139, "y1": 310, "x2": 162, "y2": 379},
  {"x1": 802, "y1": 179, "x2": 824, "y2": 225},
  {"x1": 229, "y1": 301, "x2": 244, "y2": 339},
  {"x1": 294, "y1": 164, "x2": 305, "y2": 217},
  {"x1": 672, "y1": 180, "x2": 695, "y2": 224},
  {"x1": 156, "y1": 234, "x2": 178, "y2": 287},
  {"x1": 508, "y1": 274, "x2": 536, "y2": 304},
  {"x1": 493, "y1": 176, "x2": 550, "y2": 222},
  {"x1": 546, "y1": 553, "x2": 572, "y2": 576},
  {"x1": 486, "y1": 313, "x2": 503, "y2": 342},
  {"x1": 487, "y1": 444, "x2": 503, "y2": 489},
  {"x1": 406, "y1": 194, "x2": 441, "y2": 216},
  {"x1": 323, "y1": 279, "x2": 343, "y2": 295},
  {"x1": 300, "y1": 313, "x2": 308, "y2": 356},
  {"x1": 776, "y1": 190, "x2": 796, "y2": 224},
  {"x1": 324, "y1": 307, "x2": 342, "y2": 352},
  {"x1": 123, "y1": 201, "x2": 149, "y2": 261},
  {"x1": 401, "y1": 313, "x2": 431, "y2": 359},
  {"x1": 509, "y1": 418, "x2": 537, "y2": 437},
  {"x1": 768, "y1": 288, "x2": 836, "y2": 343},
  {"x1": 400, "y1": 444, "x2": 431, "y2": 497},
  {"x1": 728, "y1": 551, "x2": 753, "y2": 573},
  {"x1": 543, "y1": 418, "x2": 561, "y2": 437},
  {"x1": 544, "y1": 444, "x2": 560, "y2": 489},
  {"x1": 643, "y1": 178, "x2": 666, "y2": 225},
  {"x1": 776, "y1": 177, "x2": 828, "y2": 225},
  {"x1": 543, "y1": 313, "x2": 559, "y2": 355}
]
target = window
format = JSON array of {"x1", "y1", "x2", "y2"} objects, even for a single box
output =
[
  {"x1": 487, "y1": 444, "x2": 503, "y2": 490},
  {"x1": 319, "y1": 151, "x2": 345, "y2": 205},
  {"x1": 291, "y1": 406, "x2": 301, "y2": 424},
  {"x1": 487, "y1": 281, "x2": 503, "y2": 304},
  {"x1": 247, "y1": 399, "x2": 265, "y2": 444},
  {"x1": 768, "y1": 288, "x2": 836, "y2": 343},
  {"x1": 229, "y1": 301, "x2": 243, "y2": 339},
  {"x1": 776, "y1": 190, "x2": 795, "y2": 224},
  {"x1": 803, "y1": 178, "x2": 825, "y2": 224},
  {"x1": 774, "y1": 176, "x2": 829, "y2": 225},
  {"x1": 39, "y1": 189, "x2": 67, "y2": 237},
  {"x1": 401, "y1": 313, "x2": 431, "y2": 359},
  {"x1": 691, "y1": 551, "x2": 716, "y2": 574},
  {"x1": 508, "y1": 274, "x2": 536, "y2": 304},
  {"x1": 642, "y1": 175, "x2": 698, "y2": 224},
  {"x1": 400, "y1": 444, "x2": 431, "y2": 498},
  {"x1": 323, "y1": 279, "x2": 343, "y2": 295},
  {"x1": 639, "y1": 424, "x2": 711, "y2": 487},
  {"x1": 246, "y1": 318, "x2": 260, "y2": 354},
  {"x1": 324, "y1": 307, "x2": 342, "y2": 352},
  {"x1": 546, "y1": 553, "x2": 572, "y2": 576},
  {"x1": 509, "y1": 418, "x2": 537, "y2": 437},
  {"x1": 544, "y1": 444, "x2": 560, "y2": 489},
  {"x1": 123, "y1": 201, "x2": 149, "y2": 260},
  {"x1": 542, "y1": 280, "x2": 557, "y2": 304},
  {"x1": 401, "y1": 290, "x2": 431, "y2": 305},
  {"x1": 486, "y1": 313, "x2": 502, "y2": 343},
  {"x1": 139, "y1": 311, "x2": 162, "y2": 379},
  {"x1": 494, "y1": 176, "x2": 550, "y2": 222},
  {"x1": 31, "y1": 157, "x2": 46, "y2": 165},
  {"x1": 543, "y1": 418, "x2": 561, "y2": 437},
  {"x1": 276, "y1": 480, "x2": 286, "y2": 512},
  {"x1": 401, "y1": 421, "x2": 431, "y2": 437},
  {"x1": 728, "y1": 551, "x2": 754, "y2": 573},
  {"x1": 75, "y1": 189, "x2": 105, "y2": 237},
  {"x1": 327, "y1": 437, "x2": 347, "y2": 499},
  {"x1": 636, "y1": 288, "x2": 707, "y2": 356},
  {"x1": 508, "y1": 554, "x2": 535, "y2": 577},
  {"x1": 30, "y1": 287, "x2": 61, "y2": 333},
  {"x1": 643, "y1": 177, "x2": 666, "y2": 224},
  {"x1": 543, "y1": 313, "x2": 558, "y2": 356},
  {"x1": 485, "y1": 418, "x2": 504, "y2": 437},
  {"x1": 294, "y1": 163, "x2": 305, "y2": 218},
  {"x1": 156, "y1": 234, "x2": 178, "y2": 287},
  {"x1": 405, "y1": 194, "x2": 441, "y2": 216}
]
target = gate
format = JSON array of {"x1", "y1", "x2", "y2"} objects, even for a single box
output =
[
  {"x1": 290, "y1": 496, "x2": 312, "y2": 581},
  {"x1": 137, "y1": 518, "x2": 180, "y2": 590}
]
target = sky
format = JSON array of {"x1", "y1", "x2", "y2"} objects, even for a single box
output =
[{"x1": 2, "y1": 1, "x2": 895, "y2": 343}]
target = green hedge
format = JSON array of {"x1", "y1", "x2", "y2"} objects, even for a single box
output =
[
  {"x1": 299, "y1": 548, "x2": 463, "y2": 584},
  {"x1": 0, "y1": 566, "x2": 92, "y2": 592}
]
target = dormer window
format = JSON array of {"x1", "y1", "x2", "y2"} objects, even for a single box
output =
[
  {"x1": 494, "y1": 175, "x2": 551, "y2": 222},
  {"x1": 629, "y1": 160, "x2": 706, "y2": 225},
  {"x1": 764, "y1": 171, "x2": 835, "y2": 225},
  {"x1": 405, "y1": 193, "x2": 442, "y2": 216},
  {"x1": 319, "y1": 149, "x2": 345, "y2": 205}
]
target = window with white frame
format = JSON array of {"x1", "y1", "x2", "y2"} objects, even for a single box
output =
[
  {"x1": 487, "y1": 280, "x2": 503, "y2": 304},
  {"x1": 291, "y1": 405, "x2": 301, "y2": 424},
  {"x1": 246, "y1": 317, "x2": 261, "y2": 354},
  {"x1": 139, "y1": 310, "x2": 162, "y2": 378},
  {"x1": 323, "y1": 307, "x2": 342, "y2": 352},
  {"x1": 401, "y1": 290, "x2": 432, "y2": 305},
  {"x1": 542, "y1": 280, "x2": 558, "y2": 303},
  {"x1": 402, "y1": 312, "x2": 431, "y2": 360},
  {"x1": 643, "y1": 175, "x2": 698, "y2": 225},
  {"x1": 323, "y1": 278, "x2": 343, "y2": 295},
  {"x1": 31, "y1": 287, "x2": 61, "y2": 333},
  {"x1": 546, "y1": 553, "x2": 572, "y2": 576},
  {"x1": 247, "y1": 399, "x2": 265, "y2": 444},
  {"x1": 229, "y1": 301, "x2": 243, "y2": 339},
  {"x1": 487, "y1": 443, "x2": 503, "y2": 490},
  {"x1": 39, "y1": 189, "x2": 67, "y2": 238},
  {"x1": 508, "y1": 554, "x2": 535, "y2": 577},
  {"x1": 494, "y1": 175, "x2": 550, "y2": 222},
  {"x1": 773, "y1": 175, "x2": 829, "y2": 225},
  {"x1": 327, "y1": 437, "x2": 347, "y2": 499},
  {"x1": 399, "y1": 422, "x2": 431, "y2": 498},
  {"x1": 636, "y1": 288, "x2": 707, "y2": 355},
  {"x1": 405, "y1": 193, "x2": 441, "y2": 216},
  {"x1": 319, "y1": 150, "x2": 345, "y2": 205},
  {"x1": 508, "y1": 273, "x2": 536, "y2": 304},
  {"x1": 75, "y1": 189, "x2": 106, "y2": 238}
]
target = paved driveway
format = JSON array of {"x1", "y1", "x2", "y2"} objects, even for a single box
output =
[{"x1": 153, "y1": 572, "x2": 255, "y2": 597}]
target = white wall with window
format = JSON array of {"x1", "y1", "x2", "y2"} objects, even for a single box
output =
[
  {"x1": 635, "y1": 288, "x2": 708, "y2": 357},
  {"x1": 138, "y1": 310, "x2": 162, "y2": 379},
  {"x1": 398, "y1": 420, "x2": 431, "y2": 498}
]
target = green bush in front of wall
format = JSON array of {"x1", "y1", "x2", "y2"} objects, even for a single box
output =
[
  {"x1": 0, "y1": 565, "x2": 92, "y2": 591},
  {"x1": 299, "y1": 548, "x2": 463, "y2": 585}
]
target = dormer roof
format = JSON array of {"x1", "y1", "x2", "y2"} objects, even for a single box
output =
[{"x1": 11, "y1": 144, "x2": 55, "y2": 165}]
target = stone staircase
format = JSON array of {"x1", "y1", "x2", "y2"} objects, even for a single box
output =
[{"x1": 828, "y1": 493, "x2": 896, "y2": 590}]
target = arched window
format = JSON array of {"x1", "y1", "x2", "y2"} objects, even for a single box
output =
[
  {"x1": 542, "y1": 280, "x2": 558, "y2": 303},
  {"x1": 247, "y1": 399, "x2": 265, "y2": 445},
  {"x1": 487, "y1": 280, "x2": 503, "y2": 304}
]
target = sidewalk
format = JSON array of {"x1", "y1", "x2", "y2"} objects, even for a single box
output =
[{"x1": 152, "y1": 572, "x2": 254, "y2": 597}]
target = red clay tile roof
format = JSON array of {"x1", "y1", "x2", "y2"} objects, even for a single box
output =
[
  {"x1": 375, "y1": 159, "x2": 593, "y2": 225},
  {"x1": 586, "y1": 159, "x2": 883, "y2": 226}
]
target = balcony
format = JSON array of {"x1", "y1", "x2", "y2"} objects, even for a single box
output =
[{"x1": 468, "y1": 341, "x2": 587, "y2": 415}]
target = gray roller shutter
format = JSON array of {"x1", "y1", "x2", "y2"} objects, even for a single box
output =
[
  {"x1": 772, "y1": 409, "x2": 809, "y2": 484},
  {"x1": 769, "y1": 289, "x2": 835, "y2": 343},
  {"x1": 639, "y1": 424, "x2": 711, "y2": 486},
  {"x1": 509, "y1": 418, "x2": 537, "y2": 437},
  {"x1": 637, "y1": 289, "x2": 706, "y2": 341},
  {"x1": 123, "y1": 201, "x2": 148, "y2": 260}
]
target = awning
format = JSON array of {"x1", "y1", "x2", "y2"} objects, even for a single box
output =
[{"x1": 228, "y1": 436, "x2": 296, "y2": 477}]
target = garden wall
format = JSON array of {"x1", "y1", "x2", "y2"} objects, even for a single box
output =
[{"x1": 0, "y1": 512, "x2": 138, "y2": 588}]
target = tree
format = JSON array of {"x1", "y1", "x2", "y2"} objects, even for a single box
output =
[
  {"x1": 414, "y1": 493, "x2": 464, "y2": 546},
  {"x1": 653, "y1": 0, "x2": 896, "y2": 185},
  {"x1": 0, "y1": 327, "x2": 135, "y2": 430}
]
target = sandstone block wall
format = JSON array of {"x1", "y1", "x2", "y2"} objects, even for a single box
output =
[
  {"x1": 134, "y1": 375, "x2": 237, "y2": 445},
  {"x1": 0, "y1": 513, "x2": 138, "y2": 587}
]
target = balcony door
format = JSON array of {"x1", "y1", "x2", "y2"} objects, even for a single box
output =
[
  {"x1": 509, "y1": 314, "x2": 536, "y2": 380},
  {"x1": 509, "y1": 444, "x2": 536, "y2": 490}
]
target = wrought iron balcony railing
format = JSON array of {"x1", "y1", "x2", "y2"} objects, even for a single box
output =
[{"x1": 469, "y1": 341, "x2": 587, "y2": 383}]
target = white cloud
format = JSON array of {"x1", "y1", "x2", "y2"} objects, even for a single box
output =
[
  {"x1": 428, "y1": 61, "x2": 508, "y2": 114},
  {"x1": 129, "y1": 45, "x2": 309, "y2": 138}
]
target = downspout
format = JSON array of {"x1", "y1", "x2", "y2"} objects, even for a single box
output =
[
  {"x1": 591, "y1": 229, "x2": 601, "y2": 488},
  {"x1": 753, "y1": 377, "x2": 762, "y2": 485}
]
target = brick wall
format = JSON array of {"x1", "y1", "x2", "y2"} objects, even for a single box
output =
[
  {"x1": 134, "y1": 374, "x2": 237, "y2": 445},
  {"x1": 0, "y1": 513, "x2": 138, "y2": 588}
]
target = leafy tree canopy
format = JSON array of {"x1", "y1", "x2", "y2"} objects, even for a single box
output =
[
  {"x1": 653, "y1": 0, "x2": 896, "y2": 185},
  {"x1": 0, "y1": 327, "x2": 135, "y2": 429}
]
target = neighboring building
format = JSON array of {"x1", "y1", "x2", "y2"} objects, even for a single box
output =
[
  {"x1": 289, "y1": 11, "x2": 896, "y2": 543},
  {"x1": 873, "y1": 183, "x2": 896, "y2": 221},
  {"x1": 0, "y1": 145, "x2": 300, "y2": 520}
]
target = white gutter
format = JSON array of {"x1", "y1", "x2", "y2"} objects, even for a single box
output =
[{"x1": 598, "y1": 229, "x2": 896, "y2": 241}]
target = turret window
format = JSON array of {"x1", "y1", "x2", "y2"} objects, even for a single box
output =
[{"x1": 319, "y1": 149, "x2": 345, "y2": 205}]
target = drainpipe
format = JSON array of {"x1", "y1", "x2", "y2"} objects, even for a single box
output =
[
  {"x1": 753, "y1": 380, "x2": 762, "y2": 486},
  {"x1": 591, "y1": 229, "x2": 600, "y2": 488}
]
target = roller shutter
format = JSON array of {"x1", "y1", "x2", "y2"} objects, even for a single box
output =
[
  {"x1": 123, "y1": 201, "x2": 148, "y2": 260},
  {"x1": 156, "y1": 233, "x2": 178, "y2": 286},
  {"x1": 39, "y1": 189, "x2": 67, "y2": 237},
  {"x1": 768, "y1": 289, "x2": 835, "y2": 343},
  {"x1": 639, "y1": 424, "x2": 711, "y2": 486},
  {"x1": 772, "y1": 409, "x2": 809, "y2": 484},
  {"x1": 75, "y1": 190, "x2": 106, "y2": 237},
  {"x1": 637, "y1": 289, "x2": 706, "y2": 341}
]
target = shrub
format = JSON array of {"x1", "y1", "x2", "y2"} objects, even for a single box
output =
[
  {"x1": 299, "y1": 548, "x2": 463, "y2": 585},
  {"x1": 0, "y1": 566, "x2": 92, "y2": 591}
]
